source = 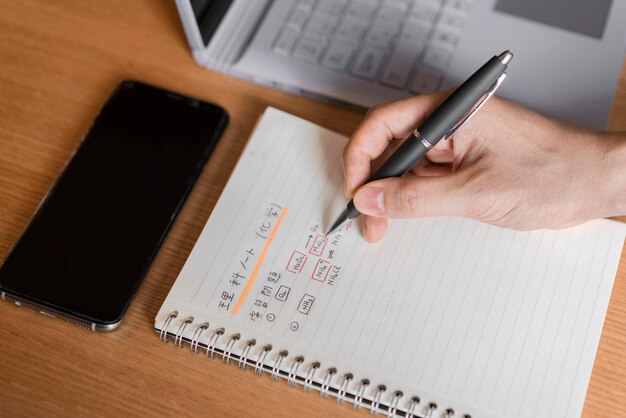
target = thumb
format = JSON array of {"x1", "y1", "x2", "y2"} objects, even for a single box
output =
[{"x1": 353, "y1": 175, "x2": 468, "y2": 219}]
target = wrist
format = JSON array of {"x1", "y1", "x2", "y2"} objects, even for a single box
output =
[{"x1": 599, "y1": 132, "x2": 626, "y2": 217}]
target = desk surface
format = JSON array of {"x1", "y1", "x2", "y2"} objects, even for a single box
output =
[{"x1": 1, "y1": 1, "x2": 625, "y2": 416}]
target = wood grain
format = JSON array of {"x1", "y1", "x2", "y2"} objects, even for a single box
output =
[{"x1": 0, "y1": 1, "x2": 624, "y2": 417}]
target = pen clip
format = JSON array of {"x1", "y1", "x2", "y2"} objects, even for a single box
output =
[{"x1": 443, "y1": 72, "x2": 507, "y2": 140}]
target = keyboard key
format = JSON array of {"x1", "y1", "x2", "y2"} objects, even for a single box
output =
[
  {"x1": 366, "y1": 23, "x2": 397, "y2": 48},
  {"x1": 410, "y1": 68, "x2": 442, "y2": 93},
  {"x1": 377, "y1": 5, "x2": 405, "y2": 25},
  {"x1": 438, "y1": 11, "x2": 467, "y2": 30},
  {"x1": 346, "y1": 0, "x2": 376, "y2": 20},
  {"x1": 273, "y1": 0, "x2": 467, "y2": 95},
  {"x1": 316, "y1": 0, "x2": 346, "y2": 16},
  {"x1": 444, "y1": 0, "x2": 473, "y2": 15},
  {"x1": 431, "y1": 27, "x2": 460, "y2": 48},
  {"x1": 296, "y1": 0, "x2": 317, "y2": 12},
  {"x1": 293, "y1": 37, "x2": 324, "y2": 61},
  {"x1": 421, "y1": 44, "x2": 452, "y2": 70},
  {"x1": 352, "y1": 46, "x2": 385, "y2": 79},
  {"x1": 287, "y1": 9, "x2": 309, "y2": 31},
  {"x1": 306, "y1": 15, "x2": 336, "y2": 39},
  {"x1": 381, "y1": 44, "x2": 422, "y2": 88},
  {"x1": 273, "y1": 29, "x2": 299, "y2": 55},
  {"x1": 322, "y1": 41, "x2": 355, "y2": 71},
  {"x1": 410, "y1": 3, "x2": 440, "y2": 23},
  {"x1": 415, "y1": 0, "x2": 444, "y2": 10},
  {"x1": 336, "y1": 18, "x2": 367, "y2": 42},
  {"x1": 400, "y1": 19, "x2": 431, "y2": 45},
  {"x1": 382, "y1": 0, "x2": 409, "y2": 11}
]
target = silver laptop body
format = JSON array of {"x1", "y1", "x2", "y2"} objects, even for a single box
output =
[{"x1": 176, "y1": 0, "x2": 626, "y2": 129}]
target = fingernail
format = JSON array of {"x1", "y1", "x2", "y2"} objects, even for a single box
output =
[{"x1": 354, "y1": 187, "x2": 385, "y2": 215}]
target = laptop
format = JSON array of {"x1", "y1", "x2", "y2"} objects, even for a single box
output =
[{"x1": 175, "y1": 0, "x2": 626, "y2": 129}]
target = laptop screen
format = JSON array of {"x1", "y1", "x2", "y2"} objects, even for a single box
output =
[
  {"x1": 495, "y1": 0, "x2": 613, "y2": 39},
  {"x1": 190, "y1": 0, "x2": 234, "y2": 46}
]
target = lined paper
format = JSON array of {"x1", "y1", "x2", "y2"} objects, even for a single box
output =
[{"x1": 156, "y1": 108, "x2": 625, "y2": 418}]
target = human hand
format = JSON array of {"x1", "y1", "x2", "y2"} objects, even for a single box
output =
[{"x1": 343, "y1": 92, "x2": 626, "y2": 242}]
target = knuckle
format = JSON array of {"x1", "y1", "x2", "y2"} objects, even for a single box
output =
[
  {"x1": 341, "y1": 146, "x2": 351, "y2": 163},
  {"x1": 463, "y1": 175, "x2": 523, "y2": 226},
  {"x1": 395, "y1": 183, "x2": 423, "y2": 215},
  {"x1": 366, "y1": 103, "x2": 385, "y2": 117},
  {"x1": 364, "y1": 104, "x2": 390, "y2": 126},
  {"x1": 342, "y1": 147, "x2": 364, "y2": 175}
]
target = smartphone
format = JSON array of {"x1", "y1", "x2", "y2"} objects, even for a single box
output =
[{"x1": 0, "y1": 81, "x2": 228, "y2": 331}]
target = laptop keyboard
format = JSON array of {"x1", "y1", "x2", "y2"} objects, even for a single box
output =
[{"x1": 272, "y1": 0, "x2": 473, "y2": 94}]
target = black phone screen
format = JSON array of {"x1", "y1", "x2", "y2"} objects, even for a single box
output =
[{"x1": 0, "y1": 81, "x2": 228, "y2": 328}]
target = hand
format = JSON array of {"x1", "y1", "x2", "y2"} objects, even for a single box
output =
[{"x1": 343, "y1": 92, "x2": 626, "y2": 242}]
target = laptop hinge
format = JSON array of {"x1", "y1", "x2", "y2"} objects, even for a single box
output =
[{"x1": 195, "y1": 0, "x2": 273, "y2": 69}]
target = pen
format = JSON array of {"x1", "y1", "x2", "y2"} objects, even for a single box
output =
[{"x1": 326, "y1": 50, "x2": 513, "y2": 235}]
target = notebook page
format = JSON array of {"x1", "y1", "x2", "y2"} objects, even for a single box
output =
[{"x1": 156, "y1": 108, "x2": 626, "y2": 418}]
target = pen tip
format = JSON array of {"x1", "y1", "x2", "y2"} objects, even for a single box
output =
[
  {"x1": 326, "y1": 208, "x2": 349, "y2": 236},
  {"x1": 498, "y1": 50, "x2": 513, "y2": 65}
]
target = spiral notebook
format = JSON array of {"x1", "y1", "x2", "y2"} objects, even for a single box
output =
[{"x1": 155, "y1": 108, "x2": 626, "y2": 418}]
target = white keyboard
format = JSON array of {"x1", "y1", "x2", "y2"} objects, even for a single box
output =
[{"x1": 272, "y1": 0, "x2": 473, "y2": 94}]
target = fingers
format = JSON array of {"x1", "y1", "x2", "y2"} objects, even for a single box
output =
[
  {"x1": 362, "y1": 215, "x2": 387, "y2": 243},
  {"x1": 423, "y1": 145, "x2": 454, "y2": 164},
  {"x1": 353, "y1": 175, "x2": 468, "y2": 219},
  {"x1": 410, "y1": 161, "x2": 453, "y2": 177},
  {"x1": 343, "y1": 92, "x2": 448, "y2": 198}
]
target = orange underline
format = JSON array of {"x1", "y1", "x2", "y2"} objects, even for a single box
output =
[{"x1": 231, "y1": 207, "x2": 288, "y2": 315}]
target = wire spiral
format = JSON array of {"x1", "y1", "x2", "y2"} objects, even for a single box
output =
[{"x1": 158, "y1": 311, "x2": 471, "y2": 418}]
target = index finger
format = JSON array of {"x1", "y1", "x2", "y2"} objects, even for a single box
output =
[{"x1": 343, "y1": 92, "x2": 448, "y2": 198}]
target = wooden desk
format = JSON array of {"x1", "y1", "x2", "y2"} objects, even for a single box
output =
[{"x1": 1, "y1": 1, "x2": 624, "y2": 416}]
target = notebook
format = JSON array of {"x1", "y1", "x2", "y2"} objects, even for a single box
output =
[{"x1": 154, "y1": 107, "x2": 626, "y2": 418}]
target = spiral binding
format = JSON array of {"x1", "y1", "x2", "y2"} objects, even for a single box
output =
[
  {"x1": 319, "y1": 367, "x2": 336, "y2": 398},
  {"x1": 238, "y1": 339, "x2": 256, "y2": 370},
  {"x1": 336, "y1": 373, "x2": 353, "y2": 404},
  {"x1": 406, "y1": 397, "x2": 421, "y2": 418},
  {"x1": 174, "y1": 316, "x2": 194, "y2": 348},
  {"x1": 371, "y1": 385, "x2": 386, "y2": 415},
  {"x1": 206, "y1": 327, "x2": 224, "y2": 359},
  {"x1": 254, "y1": 344, "x2": 272, "y2": 376},
  {"x1": 223, "y1": 334, "x2": 240, "y2": 364},
  {"x1": 287, "y1": 356, "x2": 304, "y2": 387},
  {"x1": 271, "y1": 350, "x2": 289, "y2": 380},
  {"x1": 159, "y1": 311, "x2": 177, "y2": 342},
  {"x1": 424, "y1": 403, "x2": 438, "y2": 418},
  {"x1": 303, "y1": 361, "x2": 320, "y2": 392},
  {"x1": 387, "y1": 391, "x2": 403, "y2": 418},
  {"x1": 158, "y1": 311, "x2": 471, "y2": 418},
  {"x1": 190, "y1": 322, "x2": 209, "y2": 353},
  {"x1": 354, "y1": 379, "x2": 370, "y2": 409}
]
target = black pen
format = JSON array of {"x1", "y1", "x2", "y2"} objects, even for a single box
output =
[{"x1": 326, "y1": 50, "x2": 513, "y2": 235}]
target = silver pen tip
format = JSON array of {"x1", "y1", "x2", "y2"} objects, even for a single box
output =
[
  {"x1": 498, "y1": 50, "x2": 513, "y2": 65},
  {"x1": 326, "y1": 208, "x2": 350, "y2": 236}
]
